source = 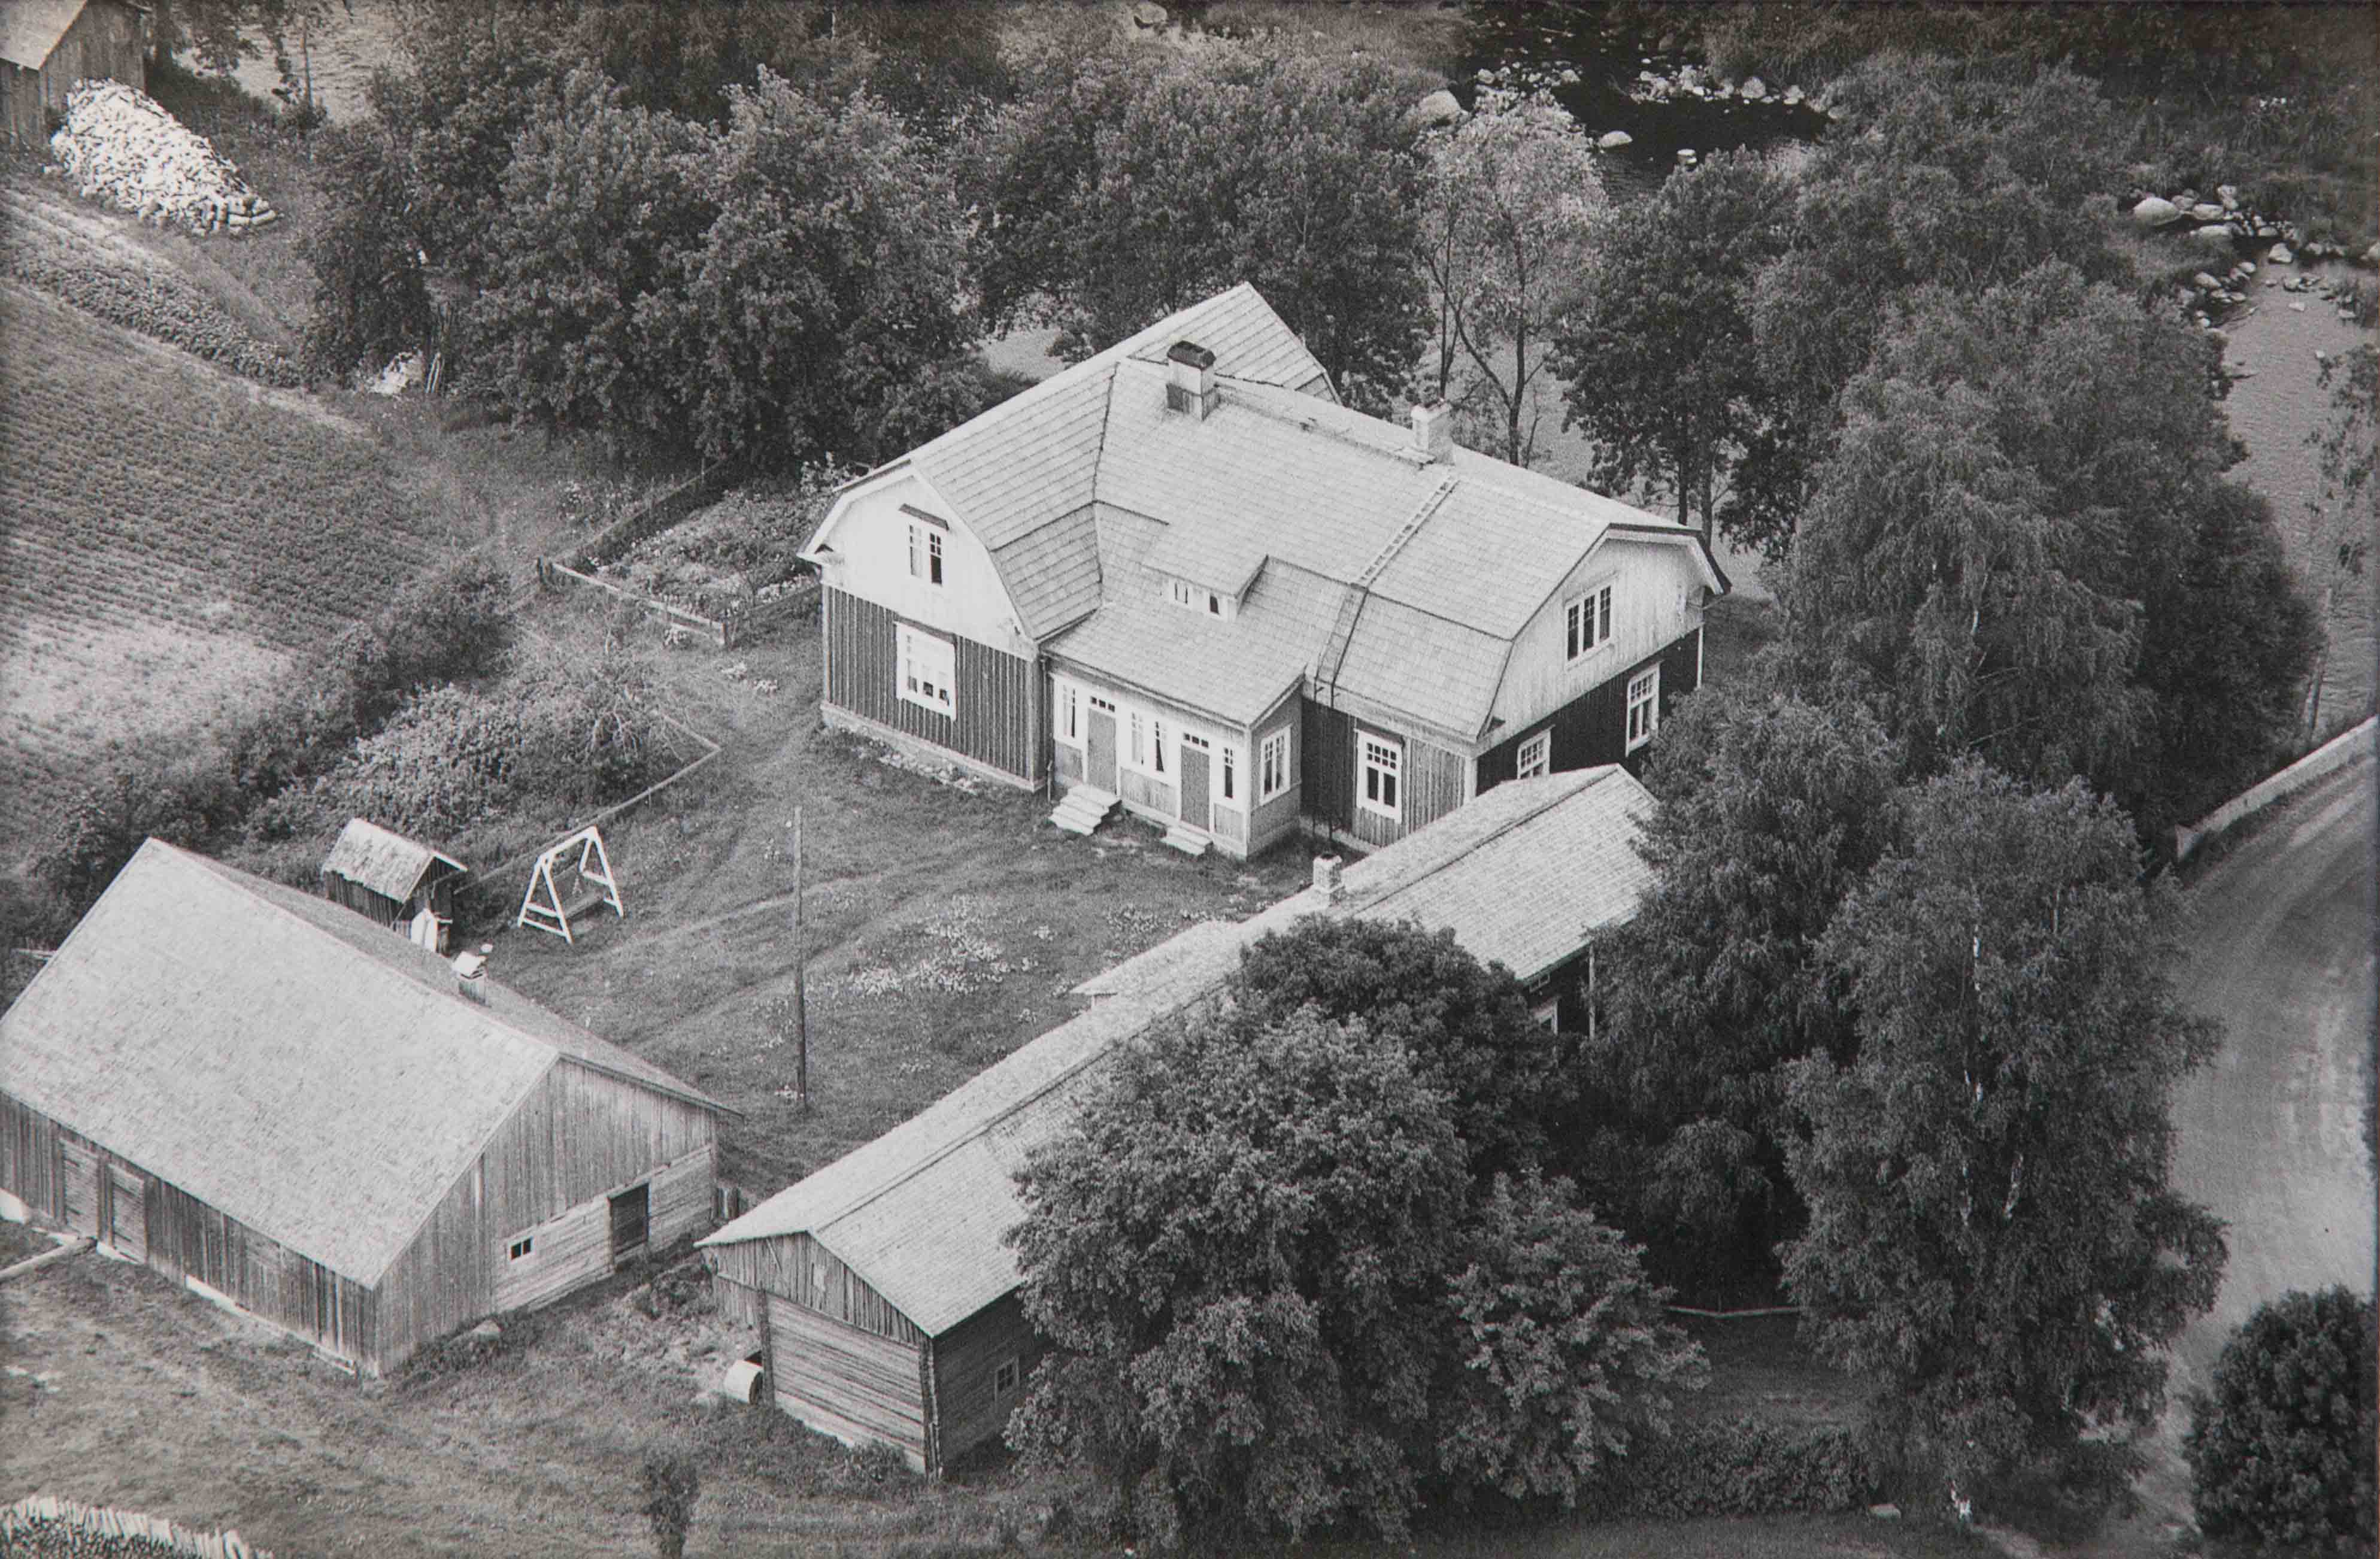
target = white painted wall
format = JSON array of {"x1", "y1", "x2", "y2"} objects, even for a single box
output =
[
  {"x1": 1051, "y1": 671, "x2": 1256, "y2": 830},
  {"x1": 811, "y1": 471, "x2": 1033, "y2": 658},
  {"x1": 1491, "y1": 537, "x2": 1706, "y2": 733}
]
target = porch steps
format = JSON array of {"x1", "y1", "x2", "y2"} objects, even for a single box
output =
[
  {"x1": 1050, "y1": 787, "x2": 1118, "y2": 837},
  {"x1": 1160, "y1": 823, "x2": 1212, "y2": 857}
]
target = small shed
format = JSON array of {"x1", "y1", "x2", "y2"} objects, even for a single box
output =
[
  {"x1": 0, "y1": 0, "x2": 147, "y2": 150},
  {"x1": 320, "y1": 817, "x2": 467, "y2": 954}
]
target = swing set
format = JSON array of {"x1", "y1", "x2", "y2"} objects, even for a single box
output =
[{"x1": 516, "y1": 826, "x2": 624, "y2": 945}]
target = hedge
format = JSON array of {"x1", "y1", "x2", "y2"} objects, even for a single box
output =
[{"x1": 1593, "y1": 1417, "x2": 1880, "y2": 1519}]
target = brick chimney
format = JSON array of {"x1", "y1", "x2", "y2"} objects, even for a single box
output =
[
  {"x1": 1166, "y1": 340, "x2": 1218, "y2": 420},
  {"x1": 1411, "y1": 398, "x2": 1454, "y2": 462},
  {"x1": 452, "y1": 943, "x2": 493, "y2": 1003},
  {"x1": 1311, "y1": 854, "x2": 1344, "y2": 906}
]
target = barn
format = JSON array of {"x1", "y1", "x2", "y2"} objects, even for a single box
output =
[
  {"x1": 320, "y1": 816, "x2": 467, "y2": 954},
  {"x1": 0, "y1": 839, "x2": 730, "y2": 1375},
  {"x1": 702, "y1": 766, "x2": 1657, "y2": 1471},
  {"x1": 0, "y1": 0, "x2": 147, "y2": 150}
]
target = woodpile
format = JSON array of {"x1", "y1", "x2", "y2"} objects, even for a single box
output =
[
  {"x1": 47, "y1": 81, "x2": 277, "y2": 237},
  {"x1": 0, "y1": 1494, "x2": 269, "y2": 1558}
]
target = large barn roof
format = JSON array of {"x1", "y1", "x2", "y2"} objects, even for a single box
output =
[
  {"x1": 0, "y1": 841, "x2": 723, "y2": 1285},
  {"x1": 702, "y1": 767, "x2": 1655, "y2": 1334}
]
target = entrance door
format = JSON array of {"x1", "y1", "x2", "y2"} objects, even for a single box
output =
[
  {"x1": 1086, "y1": 708, "x2": 1118, "y2": 791},
  {"x1": 59, "y1": 1142, "x2": 99, "y2": 1237},
  {"x1": 609, "y1": 1182, "x2": 650, "y2": 1262},
  {"x1": 1178, "y1": 744, "x2": 1210, "y2": 831},
  {"x1": 108, "y1": 1166, "x2": 147, "y2": 1261}
]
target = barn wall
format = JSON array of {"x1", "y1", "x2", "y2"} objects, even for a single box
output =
[
  {"x1": 823, "y1": 588, "x2": 1042, "y2": 782},
  {"x1": 36, "y1": 1, "x2": 146, "y2": 112},
  {"x1": 767, "y1": 1293, "x2": 930, "y2": 1469},
  {"x1": 1, "y1": 62, "x2": 41, "y2": 150},
  {"x1": 480, "y1": 1060, "x2": 717, "y2": 1230},
  {"x1": 929, "y1": 1294, "x2": 1039, "y2": 1470},
  {"x1": 702, "y1": 1232, "x2": 925, "y2": 1347}
]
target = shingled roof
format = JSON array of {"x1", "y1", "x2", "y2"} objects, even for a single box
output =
[
  {"x1": 0, "y1": 841, "x2": 724, "y2": 1285},
  {"x1": 321, "y1": 817, "x2": 463, "y2": 902},
  {"x1": 0, "y1": 0, "x2": 98, "y2": 68},
  {"x1": 702, "y1": 766, "x2": 1654, "y2": 1333}
]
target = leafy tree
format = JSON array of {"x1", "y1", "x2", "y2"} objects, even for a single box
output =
[
  {"x1": 1418, "y1": 69, "x2": 1609, "y2": 465},
  {"x1": 969, "y1": 38, "x2": 1428, "y2": 411},
  {"x1": 660, "y1": 71, "x2": 982, "y2": 466},
  {"x1": 1230, "y1": 917, "x2": 1570, "y2": 1183},
  {"x1": 565, "y1": 0, "x2": 841, "y2": 126},
  {"x1": 300, "y1": 123, "x2": 436, "y2": 381},
  {"x1": 1556, "y1": 150, "x2": 1796, "y2": 551},
  {"x1": 2302, "y1": 342, "x2": 2377, "y2": 740},
  {"x1": 1008, "y1": 1005, "x2": 1469, "y2": 1546},
  {"x1": 465, "y1": 69, "x2": 715, "y2": 448},
  {"x1": 32, "y1": 751, "x2": 243, "y2": 917},
  {"x1": 637, "y1": 1449, "x2": 703, "y2": 1559},
  {"x1": 1579, "y1": 679, "x2": 1900, "y2": 1287},
  {"x1": 2184, "y1": 1287, "x2": 2378, "y2": 1549},
  {"x1": 1437, "y1": 1171, "x2": 1703, "y2": 1509},
  {"x1": 1782, "y1": 763, "x2": 2226, "y2": 1503}
]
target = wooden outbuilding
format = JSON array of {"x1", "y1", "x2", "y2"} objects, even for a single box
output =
[
  {"x1": 702, "y1": 766, "x2": 1657, "y2": 1471},
  {"x1": 320, "y1": 817, "x2": 466, "y2": 955},
  {"x1": 0, "y1": 0, "x2": 147, "y2": 150},
  {"x1": 0, "y1": 839, "x2": 731, "y2": 1375}
]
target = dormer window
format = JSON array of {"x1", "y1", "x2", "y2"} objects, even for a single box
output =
[{"x1": 1166, "y1": 577, "x2": 1232, "y2": 620}]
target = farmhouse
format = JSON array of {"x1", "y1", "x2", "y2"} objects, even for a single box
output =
[
  {"x1": 0, "y1": 0, "x2": 145, "y2": 149},
  {"x1": 701, "y1": 765, "x2": 1656, "y2": 1472},
  {"x1": 802, "y1": 283, "x2": 1723, "y2": 859},
  {"x1": 320, "y1": 815, "x2": 467, "y2": 955},
  {"x1": 0, "y1": 839, "x2": 728, "y2": 1375}
]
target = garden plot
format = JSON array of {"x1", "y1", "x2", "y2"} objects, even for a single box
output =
[{"x1": 593, "y1": 481, "x2": 843, "y2": 621}]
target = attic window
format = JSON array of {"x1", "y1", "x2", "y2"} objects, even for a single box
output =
[
  {"x1": 508, "y1": 1236, "x2": 534, "y2": 1261},
  {"x1": 1165, "y1": 578, "x2": 1231, "y2": 620}
]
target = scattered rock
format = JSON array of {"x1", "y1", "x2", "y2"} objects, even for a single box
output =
[
  {"x1": 2363, "y1": 242, "x2": 2379, "y2": 268},
  {"x1": 1869, "y1": 1503, "x2": 1903, "y2": 1519},
  {"x1": 1414, "y1": 87, "x2": 1462, "y2": 125},
  {"x1": 2191, "y1": 271, "x2": 2223, "y2": 292},
  {"x1": 2188, "y1": 201, "x2": 2226, "y2": 223},
  {"x1": 2269, "y1": 242, "x2": 2295, "y2": 265},
  {"x1": 1782, "y1": 83, "x2": 1805, "y2": 105},
  {"x1": 1597, "y1": 129, "x2": 1633, "y2": 150},
  {"x1": 2340, "y1": 306, "x2": 2360, "y2": 321},
  {"x1": 2129, "y1": 195, "x2": 2181, "y2": 228},
  {"x1": 1740, "y1": 76, "x2": 1769, "y2": 101},
  {"x1": 1132, "y1": 1, "x2": 1167, "y2": 26},
  {"x1": 2190, "y1": 224, "x2": 2237, "y2": 250},
  {"x1": 1676, "y1": 147, "x2": 1697, "y2": 163},
  {"x1": 2256, "y1": 223, "x2": 2281, "y2": 240},
  {"x1": 2290, "y1": 301, "x2": 2308, "y2": 312},
  {"x1": 2217, "y1": 183, "x2": 2239, "y2": 209},
  {"x1": 2238, "y1": 259, "x2": 2257, "y2": 275}
]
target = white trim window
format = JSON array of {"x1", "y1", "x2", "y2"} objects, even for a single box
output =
[
  {"x1": 1359, "y1": 732, "x2": 1402, "y2": 821},
  {"x1": 1166, "y1": 577, "x2": 1230, "y2": 618},
  {"x1": 1626, "y1": 666, "x2": 1660, "y2": 752},
  {"x1": 1566, "y1": 583, "x2": 1612, "y2": 662},
  {"x1": 1220, "y1": 744, "x2": 1238, "y2": 805},
  {"x1": 1056, "y1": 681, "x2": 1080, "y2": 742},
  {"x1": 1151, "y1": 716, "x2": 1168, "y2": 776},
  {"x1": 1131, "y1": 711, "x2": 1168, "y2": 775},
  {"x1": 1517, "y1": 730, "x2": 1551, "y2": 778},
  {"x1": 1259, "y1": 729, "x2": 1290, "y2": 802},
  {"x1": 907, "y1": 520, "x2": 945, "y2": 588},
  {"x1": 897, "y1": 623, "x2": 956, "y2": 717}
]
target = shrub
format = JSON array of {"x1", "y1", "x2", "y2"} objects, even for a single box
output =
[
  {"x1": 638, "y1": 1449, "x2": 702, "y2": 1559},
  {"x1": 30, "y1": 744, "x2": 244, "y2": 911},
  {"x1": 2185, "y1": 1287, "x2": 2378, "y2": 1548},
  {"x1": 1591, "y1": 1417, "x2": 1880, "y2": 1519}
]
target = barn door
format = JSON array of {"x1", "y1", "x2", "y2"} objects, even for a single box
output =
[
  {"x1": 58, "y1": 1142, "x2": 99, "y2": 1237},
  {"x1": 108, "y1": 1166, "x2": 147, "y2": 1261},
  {"x1": 1086, "y1": 708, "x2": 1117, "y2": 791},
  {"x1": 1178, "y1": 744, "x2": 1210, "y2": 831},
  {"x1": 609, "y1": 1182, "x2": 650, "y2": 1262}
]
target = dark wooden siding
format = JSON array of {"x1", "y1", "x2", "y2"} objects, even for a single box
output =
[
  {"x1": 929, "y1": 1294, "x2": 1039, "y2": 1470},
  {"x1": 768, "y1": 1293, "x2": 930, "y2": 1468},
  {"x1": 1300, "y1": 703, "x2": 1465, "y2": 849},
  {"x1": 1, "y1": 61, "x2": 40, "y2": 150},
  {"x1": 703, "y1": 1232, "x2": 926, "y2": 1347},
  {"x1": 7, "y1": 1, "x2": 146, "y2": 141},
  {"x1": 1475, "y1": 628, "x2": 1700, "y2": 796},
  {"x1": 823, "y1": 588, "x2": 1041, "y2": 782}
]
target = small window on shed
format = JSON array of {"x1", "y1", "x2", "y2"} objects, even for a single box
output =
[
  {"x1": 508, "y1": 1235, "x2": 534, "y2": 1261},
  {"x1": 993, "y1": 1357, "x2": 1021, "y2": 1397}
]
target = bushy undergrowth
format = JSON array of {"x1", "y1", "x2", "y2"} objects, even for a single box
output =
[
  {"x1": 696, "y1": 1402, "x2": 924, "y2": 1502},
  {"x1": 0, "y1": 233, "x2": 302, "y2": 384},
  {"x1": 1588, "y1": 1417, "x2": 1879, "y2": 1519}
]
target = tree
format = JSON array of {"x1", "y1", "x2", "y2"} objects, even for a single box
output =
[
  {"x1": 1578, "y1": 678, "x2": 1900, "y2": 1288},
  {"x1": 660, "y1": 70, "x2": 982, "y2": 466},
  {"x1": 2184, "y1": 1287, "x2": 2378, "y2": 1549},
  {"x1": 2302, "y1": 343, "x2": 2377, "y2": 741},
  {"x1": 1229, "y1": 917, "x2": 1570, "y2": 1184},
  {"x1": 1008, "y1": 1005, "x2": 1470, "y2": 1546},
  {"x1": 300, "y1": 123, "x2": 436, "y2": 381},
  {"x1": 637, "y1": 1449, "x2": 702, "y2": 1559},
  {"x1": 969, "y1": 37, "x2": 1428, "y2": 411},
  {"x1": 1556, "y1": 150, "x2": 1796, "y2": 552},
  {"x1": 1418, "y1": 69, "x2": 1608, "y2": 466},
  {"x1": 1782, "y1": 763, "x2": 2226, "y2": 1503}
]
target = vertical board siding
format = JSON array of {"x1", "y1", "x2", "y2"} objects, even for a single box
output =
[
  {"x1": 30, "y1": 2, "x2": 145, "y2": 117},
  {"x1": 1475, "y1": 630, "x2": 1698, "y2": 795},
  {"x1": 930, "y1": 1294, "x2": 1040, "y2": 1469},
  {"x1": 704, "y1": 1233, "x2": 925, "y2": 1347},
  {"x1": 1300, "y1": 705, "x2": 1464, "y2": 848},
  {"x1": 489, "y1": 1195, "x2": 610, "y2": 1313},
  {"x1": 823, "y1": 589, "x2": 1041, "y2": 782},
  {"x1": 767, "y1": 1294, "x2": 929, "y2": 1469},
  {"x1": 1, "y1": 62, "x2": 38, "y2": 150}
]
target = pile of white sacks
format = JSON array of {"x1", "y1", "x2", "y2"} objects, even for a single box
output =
[{"x1": 48, "y1": 80, "x2": 277, "y2": 236}]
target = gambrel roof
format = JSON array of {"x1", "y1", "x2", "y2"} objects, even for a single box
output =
[
  {"x1": 809, "y1": 285, "x2": 1724, "y2": 744},
  {"x1": 702, "y1": 766, "x2": 1656, "y2": 1334},
  {"x1": 0, "y1": 841, "x2": 724, "y2": 1285}
]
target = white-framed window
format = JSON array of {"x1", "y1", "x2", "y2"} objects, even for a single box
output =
[
  {"x1": 1221, "y1": 744, "x2": 1238, "y2": 803},
  {"x1": 1090, "y1": 693, "x2": 1116, "y2": 714},
  {"x1": 1131, "y1": 711, "x2": 1166, "y2": 774},
  {"x1": 1517, "y1": 730, "x2": 1550, "y2": 778},
  {"x1": 907, "y1": 519, "x2": 945, "y2": 587},
  {"x1": 1566, "y1": 583, "x2": 1612, "y2": 662},
  {"x1": 508, "y1": 1235, "x2": 533, "y2": 1261},
  {"x1": 1359, "y1": 732, "x2": 1402, "y2": 821},
  {"x1": 1151, "y1": 716, "x2": 1167, "y2": 775},
  {"x1": 1259, "y1": 729, "x2": 1290, "y2": 802},
  {"x1": 1626, "y1": 666, "x2": 1660, "y2": 752},
  {"x1": 1056, "y1": 681, "x2": 1080, "y2": 742},
  {"x1": 897, "y1": 623, "x2": 956, "y2": 717},
  {"x1": 993, "y1": 1357, "x2": 1021, "y2": 1397},
  {"x1": 1166, "y1": 577, "x2": 1229, "y2": 617}
]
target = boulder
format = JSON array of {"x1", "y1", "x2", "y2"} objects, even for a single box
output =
[
  {"x1": 1597, "y1": 129, "x2": 1633, "y2": 150},
  {"x1": 2217, "y1": 183, "x2": 2239, "y2": 209},
  {"x1": 1869, "y1": 1504, "x2": 1903, "y2": 1519},
  {"x1": 1782, "y1": 83, "x2": 1805, "y2": 105},
  {"x1": 1741, "y1": 76, "x2": 1769, "y2": 101},
  {"x1": 2188, "y1": 202, "x2": 2226, "y2": 223},
  {"x1": 2190, "y1": 224, "x2": 2237, "y2": 250},
  {"x1": 1676, "y1": 147, "x2": 1698, "y2": 163},
  {"x1": 2238, "y1": 259, "x2": 2257, "y2": 275},
  {"x1": 1414, "y1": 88, "x2": 1462, "y2": 125},
  {"x1": 2129, "y1": 195, "x2": 2181, "y2": 228},
  {"x1": 2269, "y1": 242, "x2": 2294, "y2": 265},
  {"x1": 2364, "y1": 241, "x2": 2380, "y2": 268},
  {"x1": 1132, "y1": 1, "x2": 1167, "y2": 27},
  {"x1": 467, "y1": 1320, "x2": 501, "y2": 1341},
  {"x1": 2191, "y1": 271, "x2": 2222, "y2": 292}
]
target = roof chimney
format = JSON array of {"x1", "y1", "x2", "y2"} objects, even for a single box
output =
[
  {"x1": 1166, "y1": 340, "x2": 1218, "y2": 420},
  {"x1": 1411, "y1": 398, "x2": 1454, "y2": 462},
  {"x1": 1311, "y1": 854, "x2": 1344, "y2": 906},
  {"x1": 452, "y1": 943, "x2": 492, "y2": 1003}
]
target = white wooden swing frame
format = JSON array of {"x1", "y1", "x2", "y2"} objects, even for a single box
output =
[{"x1": 516, "y1": 826, "x2": 624, "y2": 945}]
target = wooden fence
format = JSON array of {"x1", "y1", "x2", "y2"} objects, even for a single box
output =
[
  {"x1": 1, "y1": 1495, "x2": 271, "y2": 1559},
  {"x1": 536, "y1": 560, "x2": 818, "y2": 650}
]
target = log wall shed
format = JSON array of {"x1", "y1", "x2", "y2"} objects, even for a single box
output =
[
  {"x1": 320, "y1": 816, "x2": 467, "y2": 955},
  {"x1": 702, "y1": 766, "x2": 1658, "y2": 1471},
  {"x1": 0, "y1": 839, "x2": 730, "y2": 1375},
  {"x1": 0, "y1": 0, "x2": 146, "y2": 150}
]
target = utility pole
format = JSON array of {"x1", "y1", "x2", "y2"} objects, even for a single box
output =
[{"x1": 790, "y1": 808, "x2": 809, "y2": 1114}]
